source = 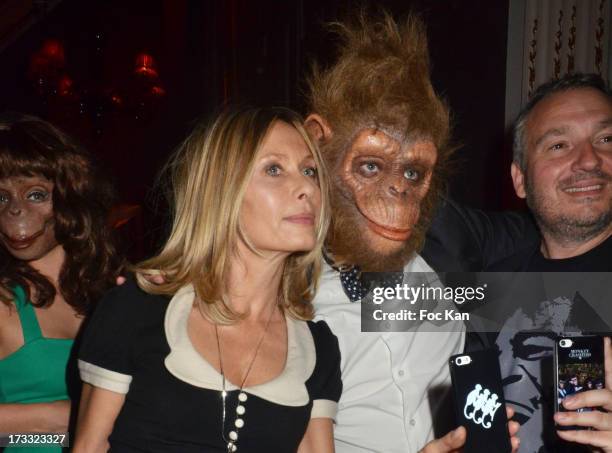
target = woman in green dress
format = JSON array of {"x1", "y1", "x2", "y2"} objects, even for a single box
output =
[{"x1": 0, "y1": 114, "x2": 123, "y2": 452}]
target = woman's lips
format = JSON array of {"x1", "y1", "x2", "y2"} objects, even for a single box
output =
[
  {"x1": 3, "y1": 230, "x2": 44, "y2": 250},
  {"x1": 284, "y1": 214, "x2": 315, "y2": 225},
  {"x1": 364, "y1": 217, "x2": 411, "y2": 241}
]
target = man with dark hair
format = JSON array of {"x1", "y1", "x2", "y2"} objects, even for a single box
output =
[
  {"x1": 493, "y1": 72, "x2": 612, "y2": 268},
  {"x1": 423, "y1": 73, "x2": 611, "y2": 274},
  {"x1": 566, "y1": 376, "x2": 582, "y2": 396},
  {"x1": 486, "y1": 73, "x2": 612, "y2": 452},
  {"x1": 509, "y1": 73, "x2": 612, "y2": 262}
]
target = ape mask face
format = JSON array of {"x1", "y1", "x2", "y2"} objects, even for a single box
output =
[
  {"x1": 0, "y1": 115, "x2": 123, "y2": 315},
  {"x1": 341, "y1": 129, "x2": 436, "y2": 246},
  {"x1": 0, "y1": 175, "x2": 58, "y2": 262},
  {"x1": 306, "y1": 13, "x2": 450, "y2": 271}
]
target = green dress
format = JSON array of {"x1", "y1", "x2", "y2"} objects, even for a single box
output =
[{"x1": 0, "y1": 286, "x2": 73, "y2": 452}]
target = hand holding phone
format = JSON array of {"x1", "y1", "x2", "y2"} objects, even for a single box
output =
[
  {"x1": 449, "y1": 348, "x2": 512, "y2": 453},
  {"x1": 554, "y1": 335, "x2": 605, "y2": 430},
  {"x1": 554, "y1": 336, "x2": 612, "y2": 452}
]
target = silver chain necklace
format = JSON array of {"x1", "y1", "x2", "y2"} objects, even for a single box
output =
[{"x1": 215, "y1": 304, "x2": 276, "y2": 453}]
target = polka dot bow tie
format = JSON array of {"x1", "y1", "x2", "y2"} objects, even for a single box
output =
[
  {"x1": 340, "y1": 268, "x2": 405, "y2": 303},
  {"x1": 340, "y1": 267, "x2": 369, "y2": 302}
]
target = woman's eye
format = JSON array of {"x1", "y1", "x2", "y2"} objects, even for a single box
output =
[
  {"x1": 0, "y1": 193, "x2": 8, "y2": 204},
  {"x1": 266, "y1": 164, "x2": 281, "y2": 176},
  {"x1": 27, "y1": 191, "x2": 49, "y2": 202},
  {"x1": 303, "y1": 167, "x2": 317, "y2": 178},
  {"x1": 404, "y1": 168, "x2": 419, "y2": 181},
  {"x1": 359, "y1": 162, "x2": 379, "y2": 177},
  {"x1": 600, "y1": 135, "x2": 612, "y2": 144}
]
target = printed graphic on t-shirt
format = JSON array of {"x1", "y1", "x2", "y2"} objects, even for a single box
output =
[{"x1": 496, "y1": 292, "x2": 605, "y2": 453}]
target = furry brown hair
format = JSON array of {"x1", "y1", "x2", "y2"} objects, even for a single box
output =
[
  {"x1": 307, "y1": 11, "x2": 452, "y2": 263},
  {"x1": 0, "y1": 113, "x2": 124, "y2": 315}
]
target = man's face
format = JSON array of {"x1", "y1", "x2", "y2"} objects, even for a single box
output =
[{"x1": 511, "y1": 88, "x2": 612, "y2": 242}]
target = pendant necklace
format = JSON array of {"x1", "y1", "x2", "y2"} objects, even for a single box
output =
[{"x1": 215, "y1": 303, "x2": 276, "y2": 453}]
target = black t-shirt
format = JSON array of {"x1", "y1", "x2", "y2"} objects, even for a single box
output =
[
  {"x1": 485, "y1": 235, "x2": 612, "y2": 453},
  {"x1": 489, "y1": 234, "x2": 612, "y2": 272},
  {"x1": 78, "y1": 280, "x2": 342, "y2": 453}
]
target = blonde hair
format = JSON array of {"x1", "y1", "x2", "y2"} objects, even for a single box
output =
[{"x1": 135, "y1": 106, "x2": 330, "y2": 323}]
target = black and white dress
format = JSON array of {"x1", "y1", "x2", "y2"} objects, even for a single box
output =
[{"x1": 78, "y1": 279, "x2": 342, "y2": 453}]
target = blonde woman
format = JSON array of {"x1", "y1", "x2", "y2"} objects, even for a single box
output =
[{"x1": 73, "y1": 106, "x2": 340, "y2": 453}]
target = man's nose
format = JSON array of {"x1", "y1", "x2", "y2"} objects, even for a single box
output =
[{"x1": 571, "y1": 141, "x2": 602, "y2": 172}]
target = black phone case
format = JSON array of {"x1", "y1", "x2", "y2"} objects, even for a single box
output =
[
  {"x1": 449, "y1": 348, "x2": 511, "y2": 453},
  {"x1": 554, "y1": 335, "x2": 605, "y2": 430}
]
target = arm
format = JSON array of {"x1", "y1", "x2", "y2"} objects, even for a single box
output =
[
  {"x1": 72, "y1": 384, "x2": 125, "y2": 453},
  {"x1": 423, "y1": 197, "x2": 538, "y2": 271},
  {"x1": 0, "y1": 400, "x2": 69, "y2": 432},
  {"x1": 297, "y1": 418, "x2": 334, "y2": 453},
  {"x1": 301, "y1": 321, "x2": 341, "y2": 453}
]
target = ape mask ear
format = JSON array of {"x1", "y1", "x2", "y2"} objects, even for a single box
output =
[{"x1": 304, "y1": 114, "x2": 333, "y2": 145}]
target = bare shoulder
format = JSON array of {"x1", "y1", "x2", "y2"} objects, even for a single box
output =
[
  {"x1": 0, "y1": 299, "x2": 17, "y2": 324},
  {"x1": 0, "y1": 300, "x2": 23, "y2": 359}
]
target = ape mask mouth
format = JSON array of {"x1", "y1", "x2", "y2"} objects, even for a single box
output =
[
  {"x1": 359, "y1": 209, "x2": 412, "y2": 241},
  {"x1": 2, "y1": 228, "x2": 46, "y2": 250}
]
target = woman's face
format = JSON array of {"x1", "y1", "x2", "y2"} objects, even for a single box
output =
[
  {"x1": 0, "y1": 175, "x2": 58, "y2": 262},
  {"x1": 239, "y1": 121, "x2": 321, "y2": 256}
]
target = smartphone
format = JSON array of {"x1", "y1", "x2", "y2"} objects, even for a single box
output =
[
  {"x1": 554, "y1": 335, "x2": 605, "y2": 430},
  {"x1": 449, "y1": 348, "x2": 511, "y2": 453}
]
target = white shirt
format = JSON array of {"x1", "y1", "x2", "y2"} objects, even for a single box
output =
[{"x1": 313, "y1": 254, "x2": 465, "y2": 453}]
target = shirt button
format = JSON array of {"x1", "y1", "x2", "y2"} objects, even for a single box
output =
[
  {"x1": 410, "y1": 419, "x2": 416, "y2": 426},
  {"x1": 398, "y1": 370, "x2": 405, "y2": 377}
]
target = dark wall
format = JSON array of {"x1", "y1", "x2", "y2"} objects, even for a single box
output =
[
  {"x1": 419, "y1": 1, "x2": 510, "y2": 209},
  {"x1": 0, "y1": 0, "x2": 512, "y2": 256},
  {"x1": 298, "y1": 0, "x2": 511, "y2": 208}
]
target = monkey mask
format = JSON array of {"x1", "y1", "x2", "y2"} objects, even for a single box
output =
[
  {"x1": 0, "y1": 175, "x2": 57, "y2": 263},
  {"x1": 305, "y1": 13, "x2": 451, "y2": 272}
]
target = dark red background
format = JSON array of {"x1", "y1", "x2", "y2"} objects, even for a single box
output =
[{"x1": 0, "y1": 0, "x2": 518, "y2": 258}]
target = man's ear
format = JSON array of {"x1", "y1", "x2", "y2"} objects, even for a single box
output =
[
  {"x1": 511, "y1": 162, "x2": 527, "y2": 199},
  {"x1": 304, "y1": 114, "x2": 333, "y2": 145}
]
